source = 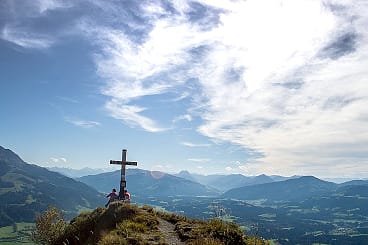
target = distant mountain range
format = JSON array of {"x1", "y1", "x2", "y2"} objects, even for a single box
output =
[
  {"x1": 222, "y1": 176, "x2": 337, "y2": 202},
  {"x1": 47, "y1": 166, "x2": 109, "y2": 178},
  {"x1": 76, "y1": 167, "x2": 368, "y2": 205},
  {"x1": 0, "y1": 146, "x2": 104, "y2": 226},
  {"x1": 222, "y1": 175, "x2": 368, "y2": 203},
  {"x1": 2, "y1": 144, "x2": 367, "y2": 229},
  {"x1": 77, "y1": 169, "x2": 220, "y2": 197},
  {"x1": 76, "y1": 169, "x2": 368, "y2": 244},
  {"x1": 175, "y1": 171, "x2": 298, "y2": 192},
  {"x1": 2, "y1": 145, "x2": 367, "y2": 244}
]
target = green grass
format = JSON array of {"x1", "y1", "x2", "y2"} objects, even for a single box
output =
[
  {"x1": 0, "y1": 225, "x2": 18, "y2": 238},
  {"x1": 304, "y1": 230, "x2": 325, "y2": 236},
  {"x1": 156, "y1": 209, "x2": 268, "y2": 244},
  {"x1": 301, "y1": 219, "x2": 330, "y2": 225},
  {"x1": 268, "y1": 239, "x2": 281, "y2": 245},
  {"x1": 30, "y1": 203, "x2": 268, "y2": 245},
  {"x1": 25, "y1": 195, "x2": 36, "y2": 204},
  {"x1": 332, "y1": 218, "x2": 359, "y2": 224},
  {"x1": 76, "y1": 205, "x2": 94, "y2": 213},
  {"x1": 350, "y1": 234, "x2": 368, "y2": 237},
  {"x1": 259, "y1": 213, "x2": 276, "y2": 219},
  {"x1": 0, "y1": 242, "x2": 35, "y2": 245},
  {"x1": 0, "y1": 222, "x2": 35, "y2": 245},
  {"x1": 240, "y1": 225, "x2": 251, "y2": 232},
  {"x1": 244, "y1": 199, "x2": 267, "y2": 206},
  {"x1": 218, "y1": 214, "x2": 237, "y2": 222}
]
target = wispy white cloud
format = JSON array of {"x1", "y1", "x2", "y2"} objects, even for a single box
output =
[
  {"x1": 65, "y1": 117, "x2": 101, "y2": 128},
  {"x1": 170, "y1": 92, "x2": 191, "y2": 102},
  {"x1": 50, "y1": 157, "x2": 58, "y2": 163},
  {"x1": 173, "y1": 114, "x2": 192, "y2": 123},
  {"x1": 181, "y1": 141, "x2": 210, "y2": 147},
  {"x1": 105, "y1": 100, "x2": 166, "y2": 132},
  {"x1": 50, "y1": 157, "x2": 67, "y2": 163},
  {"x1": 1, "y1": 25, "x2": 54, "y2": 49},
  {"x1": 79, "y1": 0, "x2": 368, "y2": 177},
  {"x1": 0, "y1": 0, "x2": 72, "y2": 49},
  {"x1": 190, "y1": 0, "x2": 368, "y2": 177},
  {"x1": 188, "y1": 158, "x2": 210, "y2": 163},
  {"x1": 37, "y1": 0, "x2": 71, "y2": 13},
  {"x1": 78, "y1": 3, "x2": 205, "y2": 132}
]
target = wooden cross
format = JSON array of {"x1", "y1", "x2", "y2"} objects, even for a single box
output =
[{"x1": 110, "y1": 149, "x2": 137, "y2": 199}]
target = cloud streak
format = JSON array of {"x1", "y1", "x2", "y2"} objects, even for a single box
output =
[
  {"x1": 1, "y1": 24, "x2": 54, "y2": 49},
  {"x1": 181, "y1": 141, "x2": 210, "y2": 147},
  {"x1": 65, "y1": 118, "x2": 101, "y2": 128},
  {"x1": 50, "y1": 157, "x2": 67, "y2": 163},
  {"x1": 85, "y1": 0, "x2": 368, "y2": 177},
  {"x1": 105, "y1": 101, "x2": 166, "y2": 132},
  {"x1": 6, "y1": 0, "x2": 366, "y2": 177},
  {"x1": 194, "y1": 0, "x2": 368, "y2": 177},
  {"x1": 0, "y1": 0, "x2": 73, "y2": 49},
  {"x1": 188, "y1": 158, "x2": 210, "y2": 163}
]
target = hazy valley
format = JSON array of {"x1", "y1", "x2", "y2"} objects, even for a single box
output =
[
  {"x1": 1, "y1": 146, "x2": 368, "y2": 244},
  {"x1": 77, "y1": 168, "x2": 368, "y2": 244}
]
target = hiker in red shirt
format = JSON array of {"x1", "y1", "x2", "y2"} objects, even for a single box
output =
[
  {"x1": 124, "y1": 189, "x2": 131, "y2": 202},
  {"x1": 105, "y1": 188, "x2": 118, "y2": 207}
]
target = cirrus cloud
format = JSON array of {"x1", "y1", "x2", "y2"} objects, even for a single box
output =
[
  {"x1": 8, "y1": 0, "x2": 366, "y2": 177},
  {"x1": 87, "y1": 0, "x2": 368, "y2": 177},
  {"x1": 65, "y1": 117, "x2": 101, "y2": 128}
]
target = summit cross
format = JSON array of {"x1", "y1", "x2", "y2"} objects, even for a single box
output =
[{"x1": 110, "y1": 149, "x2": 137, "y2": 199}]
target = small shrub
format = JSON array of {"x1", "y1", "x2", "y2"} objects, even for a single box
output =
[
  {"x1": 141, "y1": 205, "x2": 154, "y2": 213},
  {"x1": 31, "y1": 206, "x2": 67, "y2": 245},
  {"x1": 118, "y1": 221, "x2": 146, "y2": 234},
  {"x1": 133, "y1": 213, "x2": 158, "y2": 230},
  {"x1": 175, "y1": 221, "x2": 203, "y2": 241},
  {"x1": 203, "y1": 219, "x2": 245, "y2": 244}
]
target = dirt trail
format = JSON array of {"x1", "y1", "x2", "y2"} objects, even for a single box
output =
[{"x1": 157, "y1": 218, "x2": 185, "y2": 245}]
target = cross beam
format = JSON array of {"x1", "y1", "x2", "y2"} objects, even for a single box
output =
[{"x1": 110, "y1": 149, "x2": 137, "y2": 199}]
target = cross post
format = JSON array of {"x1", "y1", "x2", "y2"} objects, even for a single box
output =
[{"x1": 110, "y1": 149, "x2": 137, "y2": 199}]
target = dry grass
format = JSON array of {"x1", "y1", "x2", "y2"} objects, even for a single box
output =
[
  {"x1": 156, "y1": 210, "x2": 268, "y2": 245},
  {"x1": 35, "y1": 203, "x2": 267, "y2": 245}
]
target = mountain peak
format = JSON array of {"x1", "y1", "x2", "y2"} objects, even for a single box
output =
[
  {"x1": 298, "y1": 175, "x2": 329, "y2": 182},
  {"x1": 223, "y1": 176, "x2": 337, "y2": 202},
  {"x1": 178, "y1": 170, "x2": 191, "y2": 174},
  {"x1": 257, "y1": 174, "x2": 268, "y2": 177},
  {"x1": 0, "y1": 146, "x2": 104, "y2": 226},
  {"x1": 0, "y1": 145, "x2": 24, "y2": 165}
]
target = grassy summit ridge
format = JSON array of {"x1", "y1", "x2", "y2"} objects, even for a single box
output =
[{"x1": 48, "y1": 202, "x2": 266, "y2": 245}]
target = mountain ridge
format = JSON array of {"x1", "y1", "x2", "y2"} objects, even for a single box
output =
[
  {"x1": 78, "y1": 168, "x2": 220, "y2": 197},
  {"x1": 47, "y1": 166, "x2": 109, "y2": 178},
  {"x1": 0, "y1": 146, "x2": 104, "y2": 226},
  {"x1": 222, "y1": 175, "x2": 338, "y2": 202}
]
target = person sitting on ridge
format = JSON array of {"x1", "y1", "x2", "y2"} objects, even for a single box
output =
[
  {"x1": 124, "y1": 189, "x2": 131, "y2": 202},
  {"x1": 105, "y1": 188, "x2": 118, "y2": 207}
]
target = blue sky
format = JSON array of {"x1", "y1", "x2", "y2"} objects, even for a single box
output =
[{"x1": 1, "y1": 0, "x2": 368, "y2": 178}]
